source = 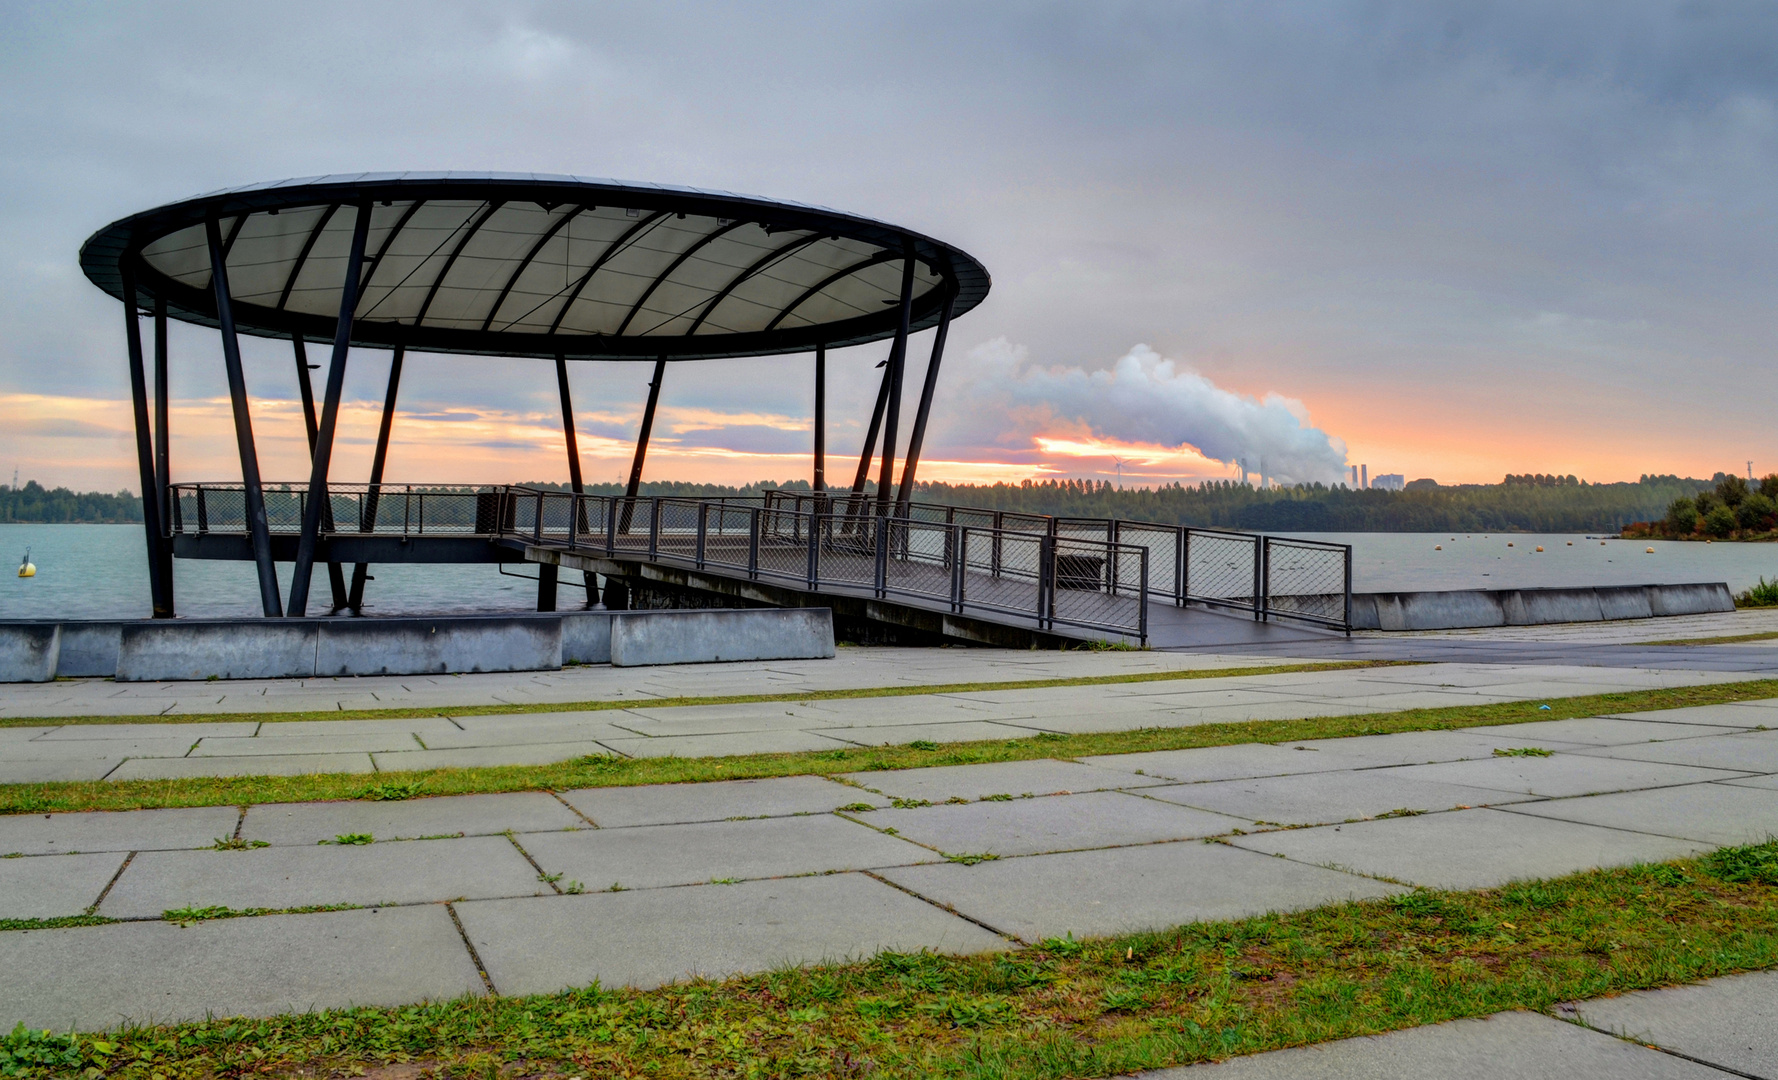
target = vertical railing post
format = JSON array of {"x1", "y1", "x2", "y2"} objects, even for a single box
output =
[
  {"x1": 950, "y1": 525, "x2": 964, "y2": 612},
  {"x1": 196, "y1": 487, "x2": 208, "y2": 534},
  {"x1": 1177, "y1": 527, "x2": 1189, "y2": 607},
  {"x1": 649, "y1": 499, "x2": 661, "y2": 559},
  {"x1": 992, "y1": 511, "x2": 1003, "y2": 579},
  {"x1": 806, "y1": 509, "x2": 819, "y2": 589},
  {"x1": 606, "y1": 495, "x2": 618, "y2": 554},
  {"x1": 874, "y1": 515, "x2": 889, "y2": 597},
  {"x1": 1260, "y1": 537, "x2": 1271, "y2": 623},
  {"x1": 1138, "y1": 548, "x2": 1149, "y2": 645},
  {"x1": 1343, "y1": 543, "x2": 1354, "y2": 636},
  {"x1": 696, "y1": 502, "x2": 708, "y2": 568},
  {"x1": 748, "y1": 507, "x2": 761, "y2": 579}
]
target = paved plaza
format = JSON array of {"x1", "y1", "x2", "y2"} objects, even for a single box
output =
[{"x1": 3, "y1": 629, "x2": 1778, "y2": 1076}]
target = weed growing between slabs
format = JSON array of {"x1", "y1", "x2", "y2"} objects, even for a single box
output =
[
  {"x1": 4, "y1": 841, "x2": 1777, "y2": 1079},
  {"x1": 2, "y1": 678, "x2": 1777, "y2": 816}
]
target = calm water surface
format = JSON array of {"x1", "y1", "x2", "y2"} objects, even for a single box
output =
[{"x1": 2, "y1": 524, "x2": 1775, "y2": 620}]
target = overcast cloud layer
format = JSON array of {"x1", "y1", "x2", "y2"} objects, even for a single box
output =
[{"x1": 2, "y1": 2, "x2": 1776, "y2": 489}]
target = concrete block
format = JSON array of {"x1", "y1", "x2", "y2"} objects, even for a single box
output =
[
  {"x1": 106, "y1": 753, "x2": 375, "y2": 781},
  {"x1": 0, "y1": 624, "x2": 59, "y2": 683},
  {"x1": 1144, "y1": 1008, "x2": 1723, "y2": 1078},
  {"x1": 242, "y1": 792, "x2": 586, "y2": 846},
  {"x1": 877, "y1": 841, "x2": 1406, "y2": 942},
  {"x1": 116, "y1": 620, "x2": 317, "y2": 681},
  {"x1": 316, "y1": 616, "x2": 561, "y2": 676},
  {"x1": 1143, "y1": 770, "x2": 1532, "y2": 827},
  {"x1": 0, "y1": 906, "x2": 485, "y2": 1032},
  {"x1": 1648, "y1": 582, "x2": 1736, "y2": 616},
  {"x1": 457, "y1": 873, "x2": 1010, "y2": 995},
  {"x1": 517, "y1": 814, "x2": 929, "y2": 892},
  {"x1": 1507, "y1": 588, "x2": 1605, "y2": 625},
  {"x1": 881, "y1": 790, "x2": 1245, "y2": 857},
  {"x1": 843, "y1": 758, "x2": 1168, "y2": 803},
  {"x1": 560, "y1": 611, "x2": 612, "y2": 664},
  {"x1": 1597, "y1": 587, "x2": 1656, "y2": 621},
  {"x1": 1569, "y1": 969, "x2": 1778, "y2": 1079},
  {"x1": 1368, "y1": 590, "x2": 1505, "y2": 631},
  {"x1": 0, "y1": 852, "x2": 128, "y2": 918},
  {"x1": 608, "y1": 608, "x2": 835, "y2": 666},
  {"x1": 56, "y1": 621, "x2": 123, "y2": 677},
  {"x1": 1504, "y1": 782, "x2": 1778, "y2": 846},
  {"x1": 99, "y1": 834, "x2": 546, "y2": 918},
  {"x1": 0, "y1": 806, "x2": 241, "y2": 857},
  {"x1": 1228, "y1": 808, "x2": 1708, "y2": 890},
  {"x1": 558, "y1": 775, "x2": 884, "y2": 828},
  {"x1": 1385, "y1": 754, "x2": 1739, "y2": 798}
]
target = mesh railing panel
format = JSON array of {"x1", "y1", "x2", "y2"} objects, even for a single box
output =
[
  {"x1": 1264, "y1": 538, "x2": 1350, "y2": 627},
  {"x1": 1050, "y1": 536, "x2": 1146, "y2": 636},
  {"x1": 1184, "y1": 529, "x2": 1260, "y2": 614}
]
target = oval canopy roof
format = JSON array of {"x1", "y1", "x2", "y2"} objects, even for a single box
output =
[{"x1": 80, "y1": 172, "x2": 990, "y2": 362}]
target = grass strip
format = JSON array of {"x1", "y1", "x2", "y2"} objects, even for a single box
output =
[
  {"x1": 1642, "y1": 629, "x2": 1778, "y2": 646},
  {"x1": 3, "y1": 678, "x2": 1774, "y2": 816},
  {"x1": 3, "y1": 660, "x2": 1391, "y2": 729},
  {"x1": 5, "y1": 841, "x2": 1777, "y2": 1079}
]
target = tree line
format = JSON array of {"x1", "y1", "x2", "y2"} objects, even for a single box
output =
[{"x1": 0, "y1": 482, "x2": 143, "y2": 523}]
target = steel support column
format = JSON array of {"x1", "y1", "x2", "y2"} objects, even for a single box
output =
[
  {"x1": 846, "y1": 358, "x2": 894, "y2": 519},
  {"x1": 348, "y1": 345, "x2": 403, "y2": 612},
  {"x1": 873, "y1": 254, "x2": 917, "y2": 516},
  {"x1": 288, "y1": 202, "x2": 371, "y2": 616},
  {"x1": 894, "y1": 285, "x2": 956, "y2": 517},
  {"x1": 205, "y1": 217, "x2": 282, "y2": 617},
  {"x1": 121, "y1": 267, "x2": 171, "y2": 618},
  {"x1": 293, "y1": 334, "x2": 349, "y2": 611},
  {"x1": 619, "y1": 358, "x2": 666, "y2": 529},
  {"x1": 554, "y1": 353, "x2": 594, "y2": 606},
  {"x1": 812, "y1": 344, "x2": 826, "y2": 492},
  {"x1": 151, "y1": 297, "x2": 175, "y2": 614}
]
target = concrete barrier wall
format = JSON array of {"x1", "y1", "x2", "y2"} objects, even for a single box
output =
[
  {"x1": 0, "y1": 624, "x2": 59, "y2": 682},
  {"x1": 1351, "y1": 582, "x2": 1734, "y2": 631},
  {"x1": 315, "y1": 617, "x2": 562, "y2": 676},
  {"x1": 610, "y1": 608, "x2": 835, "y2": 667},
  {"x1": 17, "y1": 607, "x2": 831, "y2": 681}
]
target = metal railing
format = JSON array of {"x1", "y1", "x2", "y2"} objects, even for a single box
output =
[{"x1": 165, "y1": 483, "x2": 1352, "y2": 636}]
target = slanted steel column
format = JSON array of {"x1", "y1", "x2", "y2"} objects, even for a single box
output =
[
  {"x1": 288, "y1": 202, "x2": 371, "y2": 616},
  {"x1": 873, "y1": 253, "x2": 917, "y2": 516},
  {"x1": 846, "y1": 358, "x2": 893, "y2": 516},
  {"x1": 348, "y1": 345, "x2": 403, "y2": 612},
  {"x1": 151, "y1": 296, "x2": 175, "y2": 615},
  {"x1": 619, "y1": 358, "x2": 666, "y2": 529},
  {"x1": 292, "y1": 334, "x2": 349, "y2": 611},
  {"x1": 555, "y1": 354, "x2": 595, "y2": 605},
  {"x1": 895, "y1": 285, "x2": 956, "y2": 517},
  {"x1": 813, "y1": 344, "x2": 826, "y2": 492},
  {"x1": 121, "y1": 266, "x2": 171, "y2": 618},
  {"x1": 205, "y1": 217, "x2": 282, "y2": 617}
]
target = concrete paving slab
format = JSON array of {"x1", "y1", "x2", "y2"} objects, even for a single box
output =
[
  {"x1": 253, "y1": 717, "x2": 466, "y2": 737},
  {"x1": 1719, "y1": 773, "x2": 1778, "y2": 790},
  {"x1": 0, "y1": 851, "x2": 128, "y2": 918},
  {"x1": 1228, "y1": 808, "x2": 1708, "y2": 890},
  {"x1": 106, "y1": 752, "x2": 375, "y2": 780},
  {"x1": 558, "y1": 775, "x2": 885, "y2": 828},
  {"x1": 879, "y1": 840, "x2": 1405, "y2": 942},
  {"x1": 1502, "y1": 782, "x2": 1778, "y2": 847},
  {"x1": 798, "y1": 696, "x2": 1041, "y2": 723},
  {"x1": 458, "y1": 872, "x2": 1011, "y2": 995},
  {"x1": 371, "y1": 741, "x2": 615, "y2": 772},
  {"x1": 242, "y1": 792, "x2": 586, "y2": 846},
  {"x1": 0, "y1": 906, "x2": 485, "y2": 1032},
  {"x1": 408, "y1": 720, "x2": 640, "y2": 749},
  {"x1": 517, "y1": 814, "x2": 930, "y2": 891},
  {"x1": 1141, "y1": 770, "x2": 1534, "y2": 827},
  {"x1": 1135, "y1": 701, "x2": 1381, "y2": 728},
  {"x1": 0, "y1": 806, "x2": 242, "y2": 856},
  {"x1": 26, "y1": 722, "x2": 259, "y2": 740},
  {"x1": 614, "y1": 701, "x2": 835, "y2": 731},
  {"x1": 813, "y1": 720, "x2": 1052, "y2": 746},
  {"x1": 1286, "y1": 730, "x2": 1586, "y2": 768},
  {"x1": 1458, "y1": 716, "x2": 1745, "y2": 746},
  {"x1": 1605, "y1": 704, "x2": 1778, "y2": 728},
  {"x1": 191, "y1": 733, "x2": 425, "y2": 756},
  {"x1": 4, "y1": 737, "x2": 200, "y2": 760},
  {"x1": 1078, "y1": 743, "x2": 1365, "y2": 784},
  {"x1": 883, "y1": 790, "x2": 1246, "y2": 856},
  {"x1": 842, "y1": 758, "x2": 1168, "y2": 802},
  {"x1": 1576, "y1": 731, "x2": 1778, "y2": 773},
  {"x1": 1385, "y1": 754, "x2": 1743, "y2": 799},
  {"x1": 99, "y1": 834, "x2": 545, "y2": 917},
  {"x1": 0, "y1": 727, "x2": 57, "y2": 741},
  {"x1": 1142, "y1": 1008, "x2": 1727, "y2": 1079},
  {"x1": 1568, "y1": 969, "x2": 1778, "y2": 1079},
  {"x1": 0, "y1": 759, "x2": 124, "y2": 783},
  {"x1": 596, "y1": 730, "x2": 852, "y2": 759}
]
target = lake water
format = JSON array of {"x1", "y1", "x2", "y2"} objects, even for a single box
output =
[{"x1": 2, "y1": 524, "x2": 1776, "y2": 621}]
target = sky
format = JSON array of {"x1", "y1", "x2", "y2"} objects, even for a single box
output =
[{"x1": 3, "y1": 1, "x2": 1776, "y2": 494}]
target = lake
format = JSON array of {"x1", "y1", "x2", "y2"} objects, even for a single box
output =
[{"x1": 1, "y1": 523, "x2": 1775, "y2": 621}]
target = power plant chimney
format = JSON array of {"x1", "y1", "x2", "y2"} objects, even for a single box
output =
[{"x1": 1361, "y1": 464, "x2": 1368, "y2": 490}]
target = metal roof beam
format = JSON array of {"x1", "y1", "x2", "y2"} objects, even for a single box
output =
[
  {"x1": 413, "y1": 201, "x2": 504, "y2": 326},
  {"x1": 275, "y1": 203, "x2": 341, "y2": 311},
  {"x1": 684, "y1": 232, "x2": 821, "y2": 336},
  {"x1": 612, "y1": 220, "x2": 749, "y2": 338},
  {"x1": 543, "y1": 210, "x2": 671, "y2": 336},
  {"x1": 763, "y1": 249, "x2": 902, "y2": 332},
  {"x1": 481, "y1": 205, "x2": 585, "y2": 332}
]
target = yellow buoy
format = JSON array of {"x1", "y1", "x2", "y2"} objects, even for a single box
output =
[
  {"x1": 16, "y1": 548, "x2": 32, "y2": 578},
  {"x1": 1507, "y1": 542, "x2": 1514, "y2": 547},
  {"x1": 1566, "y1": 541, "x2": 1573, "y2": 546},
  {"x1": 1435, "y1": 544, "x2": 1443, "y2": 550},
  {"x1": 1646, "y1": 547, "x2": 1655, "y2": 553},
  {"x1": 1535, "y1": 546, "x2": 1544, "y2": 552}
]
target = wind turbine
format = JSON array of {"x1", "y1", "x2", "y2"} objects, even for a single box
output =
[{"x1": 1111, "y1": 457, "x2": 1126, "y2": 489}]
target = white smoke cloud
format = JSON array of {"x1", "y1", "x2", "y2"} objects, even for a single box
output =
[{"x1": 958, "y1": 340, "x2": 1348, "y2": 485}]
